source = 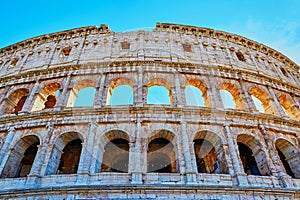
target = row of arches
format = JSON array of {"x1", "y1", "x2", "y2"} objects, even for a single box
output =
[
  {"x1": 3, "y1": 77, "x2": 300, "y2": 120},
  {"x1": 1, "y1": 129, "x2": 299, "y2": 180}
]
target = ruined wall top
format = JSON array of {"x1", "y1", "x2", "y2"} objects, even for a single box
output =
[{"x1": 0, "y1": 22, "x2": 299, "y2": 86}]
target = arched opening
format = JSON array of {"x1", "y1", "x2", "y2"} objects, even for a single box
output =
[
  {"x1": 106, "y1": 78, "x2": 134, "y2": 106},
  {"x1": 238, "y1": 142, "x2": 261, "y2": 175},
  {"x1": 193, "y1": 131, "x2": 228, "y2": 174},
  {"x1": 251, "y1": 95, "x2": 264, "y2": 112},
  {"x1": 275, "y1": 139, "x2": 300, "y2": 178},
  {"x1": 31, "y1": 82, "x2": 61, "y2": 111},
  {"x1": 277, "y1": 94, "x2": 300, "y2": 120},
  {"x1": 185, "y1": 78, "x2": 210, "y2": 107},
  {"x1": 219, "y1": 83, "x2": 245, "y2": 109},
  {"x1": 220, "y1": 90, "x2": 236, "y2": 109},
  {"x1": 57, "y1": 139, "x2": 82, "y2": 174},
  {"x1": 67, "y1": 80, "x2": 97, "y2": 107},
  {"x1": 147, "y1": 78, "x2": 172, "y2": 105},
  {"x1": 1, "y1": 135, "x2": 40, "y2": 178},
  {"x1": 194, "y1": 139, "x2": 217, "y2": 173},
  {"x1": 3, "y1": 88, "x2": 29, "y2": 114},
  {"x1": 185, "y1": 86, "x2": 204, "y2": 106},
  {"x1": 100, "y1": 130, "x2": 130, "y2": 173},
  {"x1": 147, "y1": 130, "x2": 177, "y2": 173},
  {"x1": 237, "y1": 134, "x2": 270, "y2": 176},
  {"x1": 249, "y1": 87, "x2": 276, "y2": 114},
  {"x1": 74, "y1": 87, "x2": 96, "y2": 106},
  {"x1": 46, "y1": 132, "x2": 83, "y2": 175}
]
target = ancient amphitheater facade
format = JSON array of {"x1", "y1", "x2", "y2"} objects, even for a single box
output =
[{"x1": 0, "y1": 23, "x2": 299, "y2": 199}]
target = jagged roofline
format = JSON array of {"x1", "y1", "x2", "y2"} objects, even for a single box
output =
[
  {"x1": 156, "y1": 22, "x2": 299, "y2": 71},
  {"x1": 0, "y1": 22, "x2": 299, "y2": 71}
]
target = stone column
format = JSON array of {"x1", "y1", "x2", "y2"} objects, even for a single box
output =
[
  {"x1": 22, "y1": 80, "x2": 40, "y2": 112},
  {"x1": 174, "y1": 73, "x2": 183, "y2": 107},
  {"x1": 258, "y1": 124, "x2": 294, "y2": 188},
  {"x1": 28, "y1": 145, "x2": 47, "y2": 177},
  {"x1": 0, "y1": 127, "x2": 17, "y2": 170},
  {"x1": 39, "y1": 125, "x2": 56, "y2": 176},
  {"x1": 238, "y1": 79, "x2": 258, "y2": 112},
  {"x1": 180, "y1": 119, "x2": 197, "y2": 183},
  {"x1": 54, "y1": 73, "x2": 72, "y2": 110},
  {"x1": 77, "y1": 122, "x2": 97, "y2": 174},
  {"x1": 224, "y1": 124, "x2": 248, "y2": 186},
  {"x1": 26, "y1": 144, "x2": 49, "y2": 187},
  {"x1": 206, "y1": 76, "x2": 223, "y2": 109},
  {"x1": 220, "y1": 143, "x2": 235, "y2": 175},
  {"x1": 135, "y1": 68, "x2": 144, "y2": 107},
  {"x1": 94, "y1": 73, "x2": 106, "y2": 108},
  {"x1": 130, "y1": 119, "x2": 143, "y2": 184},
  {"x1": 0, "y1": 86, "x2": 10, "y2": 114},
  {"x1": 267, "y1": 86, "x2": 287, "y2": 117}
]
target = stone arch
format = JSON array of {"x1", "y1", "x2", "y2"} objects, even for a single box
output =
[
  {"x1": 46, "y1": 132, "x2": 83, "y2": 175},
  {"x1": 3, "y1": 88, "x2": 29, "y2": 114},
  {"x1": 277, "y1": 93, "x2": 300, "y2": 120},
  {"x1": 67, "y1": 79, "x2": 97, "y2": 107},
  {"x1": 106, "y1": 77, "x2": 134, "y2": 105},
  {"x1": 237, "y1": 134, "x2": 270, "y2": 176},
  {"x1": 31, "y1": 82, "x2": 61, "y2": 111},
  {"x1": 99, "y1": 130, "x2": 130, "y2": 173},
  {"x1": 193, "y1": 131, "x2": 228, "y2": 174},
  {"x1": 275, "y1": 138, "x2": 300, "y2": 178},
  {"x1": 219, "y1": 82, "x2": 245, "y2": 109},
  {"x1": 147, "y1": 130, "x2": 178, "y2": 173},
  {"x1": 1, "y1": 135, "x2": 40, "y2": 178},
  {"x1": 147, "y1": 78, "x2": 173, "y2": 105},
  {"x1": 184, "y1": 78, "x2": 210, "y2": 107},
  {"x1": 249, "y1": 87, "x2": 276, "y2": 114}
]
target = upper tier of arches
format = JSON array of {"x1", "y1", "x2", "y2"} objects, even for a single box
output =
[{"x1": 1, "y1": 75, "x2": 299, "y2": 121}]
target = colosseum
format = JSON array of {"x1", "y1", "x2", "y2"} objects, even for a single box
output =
[{"x1": 0, "y1": 22, "x2": 299, "y2": 199}]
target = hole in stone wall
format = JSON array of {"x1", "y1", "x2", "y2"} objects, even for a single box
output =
[
  {"x1": 121, "y1": 41, "x2": 130, "y2": 49},
  {"x1": 61, "y1": 46, "x2": 71, "y2": 57},
  {"x1": 182, "y1": 43, "x2": 192, "y2": 52},
  {"x1": 236, "y1": 51, "x2": 246, "y2": 61}
]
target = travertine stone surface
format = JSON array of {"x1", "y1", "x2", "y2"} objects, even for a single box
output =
[{"x1": 0, "y1": 23, "x2": 299, "y2": 199}]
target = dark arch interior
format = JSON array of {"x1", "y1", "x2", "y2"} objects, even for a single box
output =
[
  {"x1": 276, "y1": 148, "x2": 295, "y2": 178},
  {"x1": 194, "y1": 139, "x2": 219, "y2": 174},
  {"x1": 58, "y1": 139, "x2": 82, "y2": 174},
  {"x1": 147, "y1": 153, "x2": 172, "y2": 173},
  {"x1": 238, "y1": 142, "x2": 261, "y2": 175},
  {"x1": 147, "y1": 137, "x2": 176, "y2": 173},
  {"x1": 17, "y1": 142, "x2": 39, "y2": 177},
  {"x1": 101, "y1": 138, "x2": 129, "y2": 173},
  {"x1": 14, "y1": 96, "x2": 28, "y2": 114}
]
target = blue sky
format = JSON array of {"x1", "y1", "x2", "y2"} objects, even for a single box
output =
[{"x1": 1, "y1": 0, "x2": 300, "y2": 65}]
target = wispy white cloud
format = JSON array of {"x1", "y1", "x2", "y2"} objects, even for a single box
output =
[{"x1": 230, "y1": 19, "x2": 300, "y2": 66}]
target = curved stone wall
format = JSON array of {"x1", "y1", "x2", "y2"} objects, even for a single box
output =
[{"x1": 0, "y1": 23, "x2": 299, "y2": 199}]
